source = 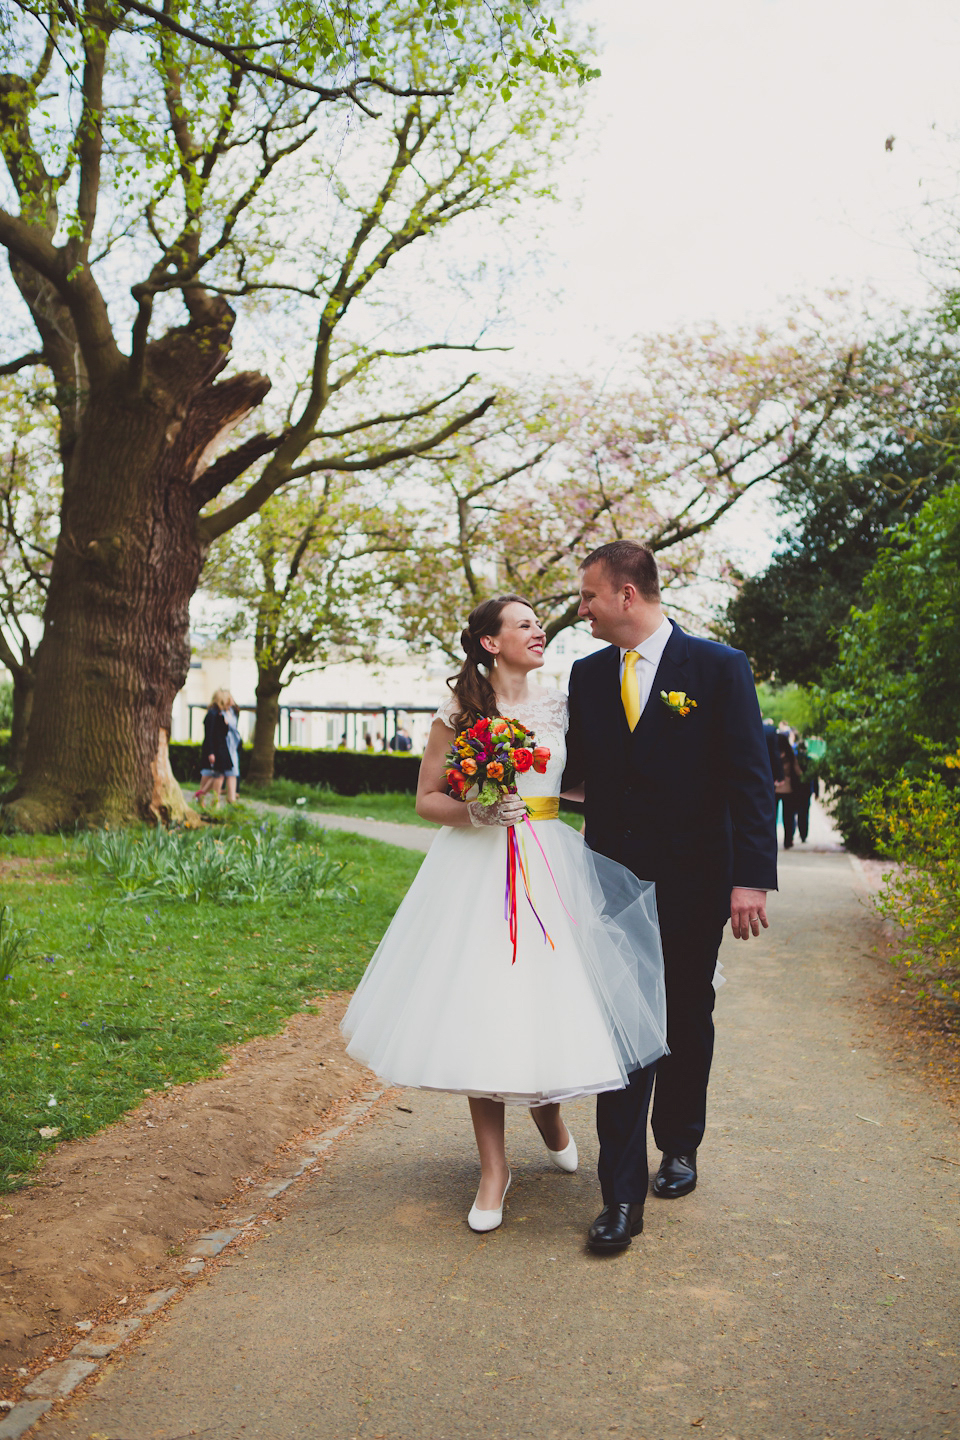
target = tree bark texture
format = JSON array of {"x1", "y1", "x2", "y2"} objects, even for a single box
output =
[
  {"x1": 247, "y1": 666, "x2": 283, "y2": 785},
  {"x1": 2, "y1": 317, "x2": 269, "y2": 831},
  {"x1": 9, "y1": 665, "x2": 36, "y2": 773}
]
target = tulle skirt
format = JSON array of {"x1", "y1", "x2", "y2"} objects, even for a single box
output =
[{"x1": 341, "y1": 818, "x2": 668, "y2": 1106}]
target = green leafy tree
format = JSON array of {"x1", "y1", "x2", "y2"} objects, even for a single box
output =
[
  {"x1": 202, "y1": 477, "x2": 392, "y2": 783},
  {"x1": 718, "y1": 328, "x2": 960, "y2": 684},
  {"x1": 0, "y1": 0, "x2": 588, "y2": 830},
  {"x1": 753, "y1": 683, "x2": 814, "y2": 732},
  {"x1": 813, "y1": 483, "x2": 960, "y2": 850},
  {"x1": 719, "y1": 444, "x2": 952, "y2": 686}
]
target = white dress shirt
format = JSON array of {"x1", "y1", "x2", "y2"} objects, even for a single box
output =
[{"x1": 619, "y1": 615, "x2": 674, "y2": 718}]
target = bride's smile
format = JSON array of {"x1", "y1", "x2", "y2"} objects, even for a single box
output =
[{"x1": 480, "y1": 603, "x2": 546, "y2": 675}]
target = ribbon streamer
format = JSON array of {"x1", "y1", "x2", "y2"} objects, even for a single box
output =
[{"x1": 503, "y1": 817, "x2": 569, "y2": 964}]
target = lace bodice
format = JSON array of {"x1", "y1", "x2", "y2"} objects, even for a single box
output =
[{"x1": 434, "y1": 689, "x2": 568, "y2": 798}]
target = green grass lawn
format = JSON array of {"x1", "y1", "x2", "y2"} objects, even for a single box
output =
[
  {"x1": 229, "y1": 778, "x2": 435, "y2": 827},
  {"x1": 240, "y1": 779, "x2": 585, "y2": 831},
  {"x1": 0, "y1": 816, "x2": 422, "y2": 1192}
]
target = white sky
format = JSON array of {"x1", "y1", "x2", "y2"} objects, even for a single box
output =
[
  {"x1": 510, "y1": 0, "x2": 960, "y2": 370},
  {"x1": 480, "y1": 0, "x2": 960, "y2": 594},
  {"x1": 193, "y1": 0, "x2": 960, "y2": 660}
]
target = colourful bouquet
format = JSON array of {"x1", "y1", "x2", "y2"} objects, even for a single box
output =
[
  {"x1": 445, "y1": 715, "x2": 555, "y2": 964},
  {"x1": 444, "y1": 715, "x2": 550, "y2": 807}
]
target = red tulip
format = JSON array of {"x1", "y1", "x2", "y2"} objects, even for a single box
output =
[
  {"x1": 512, "y1": 747, "x2": 533, "y2": 773},
  {"x1": 532, "y1": 746, "x2": 550, "y2": 774}
]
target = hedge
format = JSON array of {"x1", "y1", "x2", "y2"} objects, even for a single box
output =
[{"x1": 168, "y1": 742, "x2": 422, "y2": 795}]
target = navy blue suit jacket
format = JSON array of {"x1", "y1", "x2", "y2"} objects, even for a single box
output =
[{"x1": 563, "y1": 621, "x2": 778, "y2": 924}]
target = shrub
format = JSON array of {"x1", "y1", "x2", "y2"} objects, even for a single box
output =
[
  {"x1": 862, "y1": 747, "x2": 960, "y2": 1002},
  {"x1": 813, "y1": 483, "x2": 960, "y2": 850},
  {"x1": 167, "y1": 742, "x2": 421, "y2": 795}
]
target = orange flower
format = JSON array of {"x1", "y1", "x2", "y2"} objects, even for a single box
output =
[
  {"x1": 486, "y1": 761, "x2": 504, "y2": 781},
  {"x1": 461, "y1": 757, "x2": 478, "y2": 775}
]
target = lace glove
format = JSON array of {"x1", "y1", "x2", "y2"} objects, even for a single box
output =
[{"x1": 467, "y1": 794, "x2": 527, "y2": 828}]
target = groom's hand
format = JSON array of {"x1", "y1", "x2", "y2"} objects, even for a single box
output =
[{"x1": 730, "y1": 887, "x2": 768, "y2": 940}]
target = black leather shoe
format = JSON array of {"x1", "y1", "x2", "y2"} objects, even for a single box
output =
[
  {"x1": 653, "y1": 1151, "x2": 697, "y2": 1198},
  {"x1": 587, "y1": 1203, "x2": 644, "y2": 1252}
]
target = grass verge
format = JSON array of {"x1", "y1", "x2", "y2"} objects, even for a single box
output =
[
  {"x1": 229, "y1": 778, "x2": 434, "y2": 827},
  {"x1": 235, "y1": 779, "x2": 585, "y2": 831},
  {"x1": 0, "y1": 815, "x2": 422, "y2": 1192}
]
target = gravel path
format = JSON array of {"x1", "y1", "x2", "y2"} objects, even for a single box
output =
[{"x1": 31, "y1": 848, "x2": 960, "y2": 1440}]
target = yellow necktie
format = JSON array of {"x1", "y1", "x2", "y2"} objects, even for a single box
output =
[{"x1": 621, "y1": 650, "x2": 641, "y2": 731}]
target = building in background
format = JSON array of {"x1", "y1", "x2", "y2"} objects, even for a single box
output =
[
  {"x1": 175, "y1": 630, "x2": 599, "y2": 753},
  {"x1": 174, "y1": 639, "x2": 443, "y2": 752}
]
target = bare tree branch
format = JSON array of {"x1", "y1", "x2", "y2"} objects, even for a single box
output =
[
  {"x1": 198, "y1": 394, "x2": 496, "y2": 543},
  {"x1": 0, "y1": 350, "x2": 45, "y2": 376}
]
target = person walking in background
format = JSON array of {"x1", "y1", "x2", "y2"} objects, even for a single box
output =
[
  {"x1": 777, "y1": 730, "x2": 804, "y2": 848},
  {"x1": 222, "y1": 696, "x2": 243, "y2": 804},
  {"x1": 762, "y1": 717, "x2": 784, "y2": 787},
  {"x1": 194, "y1": 690, "x2": 231, "y2": 808},
  {"x1": 790, "y1": 735, "x2": 819, "y2": 845},
  {"x1": 390, "y1": 725, "x2": 413, "y2": 752}
]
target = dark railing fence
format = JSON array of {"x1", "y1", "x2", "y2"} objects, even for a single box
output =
[{"x1": 184, "y1": 702, "x2": 437, "y2": 752}]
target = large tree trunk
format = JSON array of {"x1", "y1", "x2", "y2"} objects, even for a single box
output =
[
  {"x1": 9, "y1": 663, "x2": 36, "y2": 773},
  {"x1": 247, "y1": 665, "x2": 284, "y2": 785},
  {"x1": 1, "y1": 319, "x2": 269, "y2": 832}
]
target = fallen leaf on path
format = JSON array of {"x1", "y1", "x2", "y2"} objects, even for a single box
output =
[{"x1": 38, "y1": 1126, "x2": 61, "y2": 1139}]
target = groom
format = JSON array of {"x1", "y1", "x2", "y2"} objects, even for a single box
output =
[{"x1": 563, "y1": 540, "x2": 778, "y2": 1252}]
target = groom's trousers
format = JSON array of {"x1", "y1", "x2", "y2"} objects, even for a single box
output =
[{"x1": 596, "y1": 891, "x2": 724, "y2": 1203}]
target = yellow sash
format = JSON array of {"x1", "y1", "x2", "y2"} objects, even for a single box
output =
[{"x1": 524, "y1": 796, "x2": 559, "y2": 821}]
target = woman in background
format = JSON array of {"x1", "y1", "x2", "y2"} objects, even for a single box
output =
[{"x1": 194, "y1": 690, "x2": 231, "y2": 809}]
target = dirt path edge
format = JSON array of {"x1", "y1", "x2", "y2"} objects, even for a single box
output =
[{"x1": 0, "y1": 992, "x2": 373, "y2": 1380}]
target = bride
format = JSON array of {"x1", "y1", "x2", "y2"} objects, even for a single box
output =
[{"x1": 341, "y1": 594, "x2": 667, "y2": 1234}]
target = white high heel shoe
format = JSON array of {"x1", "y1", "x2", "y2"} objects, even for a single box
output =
[
  {"x1": 468, "y1": 1171, "x2": 511, "y2": 1232},
  {"x1": 532, "y1": 1114, "x2": 579, "y2": 1173},
  {"x1": 545, "y1": 1130, "x2": 578, "y2": 1173}
]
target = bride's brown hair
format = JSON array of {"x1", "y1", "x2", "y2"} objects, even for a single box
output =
[{"x1": 447, "y1": 594, "x2": 534, "y2": 732}]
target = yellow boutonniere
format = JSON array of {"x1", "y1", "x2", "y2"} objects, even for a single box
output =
[{"x1": 660, "y1": 689, "x2": 697, "y2": 717}]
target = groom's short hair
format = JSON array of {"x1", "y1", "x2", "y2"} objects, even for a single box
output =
[{"x1": 580, "y1": 540, "x2": 660, "y2": 601}]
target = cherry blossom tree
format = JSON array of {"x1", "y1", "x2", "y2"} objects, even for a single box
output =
[{"x1": 383, "y1": 312, "x2": 862, "y2": 658}]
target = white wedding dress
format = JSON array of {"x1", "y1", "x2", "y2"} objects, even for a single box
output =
[{"x1": 341, "y1": 689, "x2": 668, "y2": 1106}]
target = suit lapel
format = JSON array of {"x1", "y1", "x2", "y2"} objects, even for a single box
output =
[
  {"x1": 586, "y1": 646, "x2": 629, "y2": 746},
  {"x1": 630, "y1": 620, "x2": 691, "y2": 754}
]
